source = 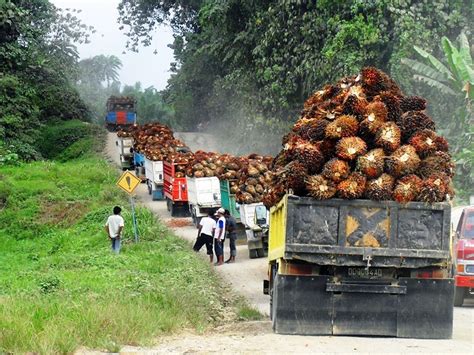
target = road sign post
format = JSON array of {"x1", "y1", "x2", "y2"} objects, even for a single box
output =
[{"x1": 116, "y1": 171, "x2": 142, "y2": 242}]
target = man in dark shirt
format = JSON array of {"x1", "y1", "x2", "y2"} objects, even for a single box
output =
[{"x1": 224, "y1": 209, "x2": 238, "y2": 263}]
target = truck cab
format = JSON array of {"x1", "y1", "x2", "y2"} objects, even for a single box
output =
[{"x1": 453, "y1": 206, "x2": 474, "y2": 306}]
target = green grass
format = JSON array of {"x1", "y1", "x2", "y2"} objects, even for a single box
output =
[{"x1": 0, "y1": 155, "x2": 235, "y2": 353}]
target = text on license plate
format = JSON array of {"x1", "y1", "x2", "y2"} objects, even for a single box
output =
[{"x1": 348, "y1": 267, "x2": 383, "y2": 278}]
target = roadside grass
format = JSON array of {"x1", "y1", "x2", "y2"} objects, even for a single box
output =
[{"x1": 0, "y1": 154, "x2": 233, "y2": 353}]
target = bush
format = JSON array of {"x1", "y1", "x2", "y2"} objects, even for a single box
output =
[{"x1": 36, "y1": 121, "x2": 102, "y2": 159}]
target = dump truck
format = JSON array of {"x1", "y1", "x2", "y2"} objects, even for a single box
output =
[
  {"x1": 115, "y1": 136, "x2": 134, "y2": 170},
  {"x1": 186, "y1": 176, "x2": 221, "y2": 226},
  {"x1": 145, "y1": 157, "x2": 164, "y2": 200},
  {"x1": 105, "y1": 96, "x2": 136, "y2": 131},
  {"x1": 240, "y1": 203, "x2": 269, "y2": 259},
  {"x1": 452, "y1": 205, "x2": 474, "y2": 306},
  {"x1": 220, "y1": 180, "x2": 241, "y2": 222},
  {"x1": 164, "y1": 160, "x2": 190, "y2": 217},
  {"x1": 264, "y1": 195, "x2": 453, "y2": 339}
]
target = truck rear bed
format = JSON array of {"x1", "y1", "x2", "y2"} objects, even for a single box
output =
[{"x1": 269, "y1": 195, "x2": 451, "y2": 268}]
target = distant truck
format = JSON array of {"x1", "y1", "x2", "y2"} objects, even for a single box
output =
[
  {"x1": 186, "y1": 176, "x2": 221, "y2": 226},
  {"x1": 105, "y1": 96, "x2": 136, "y2": 131},
  {"x1": 239, "y1": 203, "x2": 269, "y2": 259},
  {"x1": 452, "y1": 205, "x2": 474, "y2": 306},
  {"x1": 264, "y1": 195, "x2": 453, "y2": 339},
  {"x1": 164, "y1": 160, "x2": 190, "y2": 217},
  {"x1": 145, "y1": 157, "x2": 164, "y2": 200},
  {"x1": 115, "y1": 136, "x2": 134, "y2": 170}
]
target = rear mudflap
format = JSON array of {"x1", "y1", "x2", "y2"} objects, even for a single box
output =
[{"x1": 272, "y1": 275, "x2": 454, "y2": 338}]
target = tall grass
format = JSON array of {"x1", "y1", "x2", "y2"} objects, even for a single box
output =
[{"x1": 0, "y1": 155, "x2": 232, "y2": 353}]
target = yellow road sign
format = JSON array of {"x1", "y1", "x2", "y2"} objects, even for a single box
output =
[{"x1": 117, "y1": 170, "x2": 141, "y2": 194}]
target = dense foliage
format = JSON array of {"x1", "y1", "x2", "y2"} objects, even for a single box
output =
[
  {"x1": 0, "y1": 0, "x2": 93, "y2": 160},
  {"x1": 119, "y1": 0, "x2": 472, "y2": 200}
]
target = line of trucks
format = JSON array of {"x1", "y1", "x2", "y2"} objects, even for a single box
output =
[{"x1": 107, "y1": 96, "x2": 473, "y2": 339}]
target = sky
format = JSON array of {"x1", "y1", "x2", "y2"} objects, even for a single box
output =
[{"x1": 51, "y1": 0, "x2": 174, "y2": 90}]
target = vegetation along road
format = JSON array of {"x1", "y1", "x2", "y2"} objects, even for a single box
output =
[{"x1": 105, "y1": 132, "x2": 474, "y2": 354}]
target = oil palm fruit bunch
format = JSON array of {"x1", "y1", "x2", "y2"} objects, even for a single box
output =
[
  {"x1": 322, "y1": 158, "x2": 350, "y2": 183},
  {"x1": 400, "y1": 96, "x2": 427, "y2": 113},
  {"x1": 417, "y1": 173, "x2": 450, "y2": 203},
  {"x1": 263, "y1": 67, "x2": 454, "y2": 207},
  {"x1": 325, "y1": 115, "x2": 359, "y2": 139},
  {"x1": 392, "y1": 175, "x2": 423, "y2": 203},
  {"x1": 337, "y1": 172, "x2": 367, "y2": 199},
  {"x1": 356, "y1": 148, "x2": 385, "y2": 178},
  {"x1": 306, "y1": 175, "x2": 337, "y2": 200},
  {"x1": 365, "y1": 173, "x2": 395, "y2": 200},
  {"x1": 418, "y1": 151, "x2": 455, "y2": 178},
  {"x1": 398, "y1": 111, "x2": 436, "y2": 140},
  {"x1": 336, "y1": 137, "x2": 367, "y2": 161},
  {"x1": 375, "y1": 122, "x2": 401, "y2": 152},
  {"x1": 385, "y1": 145, "x2": 421, "y2": 177}
]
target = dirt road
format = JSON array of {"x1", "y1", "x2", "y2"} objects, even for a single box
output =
[{"x1": 106, "y1": 132, "x2": 473, "y2": 354}]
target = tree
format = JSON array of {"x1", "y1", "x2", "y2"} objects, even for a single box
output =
[{"x1": 402, "y1": 33, "x2": 474, "y2": 202}]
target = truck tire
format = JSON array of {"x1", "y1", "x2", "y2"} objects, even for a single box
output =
[
  {"x1": 454, "y1": 286, "x2": 465, "y2": 307},
  {"x1": 166, "y1": 198, "x2": 171, "y2": 212},
  {"x1": 249, "y1": 249, "x2": 259, "y2": 259},
  {"x1": 147, "y1": 180, "x2": 152, "y2": 195}
]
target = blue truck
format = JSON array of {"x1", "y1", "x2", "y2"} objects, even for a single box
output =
[{"x1": 105, "y1": 96, "x2": 137, "y2": 131}]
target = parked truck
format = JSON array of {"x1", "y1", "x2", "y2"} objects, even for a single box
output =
[
  {"x1": 239, "y1": 203, "x2": 269, "y2": 259},
  {"x1": 264, "y1": 195, "x2": 453, "y2": 339},
  {"x1": 164, "y1": 160, "x2": 190, "y2": 217},
  {"x1": 145, "y1": 157, "x2": 164, "y2": 200},
  {"x1": 105, "y1": 96, "x2": 136, "y2": 131},
  {"x1": 186, "y1": 176, "x2": 221, "y2": 226},
  {"x1": 452, "y1": 205, "x2": 474, "y2": 306},
  {"x1": 115, "y1": 136, "x2": 134, "y2": 170}
]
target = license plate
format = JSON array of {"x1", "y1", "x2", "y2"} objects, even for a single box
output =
[
  {"x1": 466, "y1": 265, "x2": 474, "y2": 274},
  {"x1": 347, "y1": 267, "x2": 383, "y2": 278}
]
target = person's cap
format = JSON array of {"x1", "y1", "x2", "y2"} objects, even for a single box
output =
[{"x1": 215, "y1": 207, "x2": 225, "y2": 215}]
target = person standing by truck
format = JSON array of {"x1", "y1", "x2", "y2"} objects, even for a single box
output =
[
  {"x1": 193, "y1": 211, "x2": 216, "y2": 263},
  {"x1": 214, "y1": 208, "x2": 226, "y2": 266},
  {"x1": 224, "y1": 209, "x2": 237, "y2": 263},
  {"x1": 105, "y1": 206, "x2": 124, "y2": 254}
]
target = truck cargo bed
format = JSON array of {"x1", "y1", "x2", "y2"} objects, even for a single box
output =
[{"x1": 269, "y1": 195, "x2": 451, "y2": 268}]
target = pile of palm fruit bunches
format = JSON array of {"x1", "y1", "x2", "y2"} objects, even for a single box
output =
[
  {"x1": 186, "y1": 152, "x2": 273, "y2": 204},
  {"x1": 262, "y1": 67, "x2": 455, "y2": 208}
]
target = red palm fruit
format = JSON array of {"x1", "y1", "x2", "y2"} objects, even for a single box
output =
[
  {"x1": 296, "y1": 119, "x2": 329, "y2": 141},
  {"x1": 273, "y1": 161, "x2": 309, "y2": 195},
  {"x1": 361, "y1": 67, "x2": 402, "y2": 97},
  {"x1": 400, "y1": 96, "x2": 427, "y2": 112},
  {"x1": 325, "y1": 115, "x2": 359, "y2": 139},
  {"x1": 356, "y1": 148, "x2": 386, "y2": 178},
  {"x1": 398, "y1": 111, "x2": 436, "y2": 139},
  {"x1": 342, "y1": 93, "x2": 368, "y2": 120},
  {"x1": 385, "y1": 145, "x2": 421, "y2": 177},
  {"x1": 337, "y1": 172, "x2": 367, "y2": 199},
  {"x1": 417, "y1": 173, "x2": 450, "y2": 203},
  {"x1": 365, "y1": 173, "x2": 395, "y2": 200},
  {"x1": 336, "y1": 137, "x2": 367, "y2": 161},
  {"x1": 307, "y1": 175, "x2": 337, "y2": 200},
  {"x1": 304, "y1": 85, "x2": 341, "y2": 108},
  {"x1": 408, "y1": 129, "x2": 438, "y2": 157},
  {"x1": 434, "y1": 136, "x2": 450, "y2": 153},
  {"x1": 375, "y1": 122, "x2": 401, "y2": 152},
  {"x1": 314, "y1": 139, "x2": 337, "y2": 159},
  {"x1": 393, "y1": 174, "x2": 422, "y2": 203},
  {"x1": 284, "y1": 135, "x2": 325, "y2": 174},
  {"x1": 322, "y1": 158, "x2": 351, "y2": 183},
  {"x1": 374, "y1": 91, "x2": 402, "y2": 122},
  {"x1": 418, "y1": 151, "x2": 455, "y2": 178}
]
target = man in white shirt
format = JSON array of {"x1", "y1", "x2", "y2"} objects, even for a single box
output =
[
  {"x1": 214, "y1": 208, "x2": 226, "y2": 266},
  {"x1": 193, "y1": 211, "x2": 217, "y2": 263},
  {"x1": 105, "y1": 206, "x2": 124, "y2": 254}
]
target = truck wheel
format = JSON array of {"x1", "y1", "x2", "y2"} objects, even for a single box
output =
[
  {"x1": 257, "y1": 248, "x2": 266, "y2": 258},
  {"x1": 147, "y1": 181, "x2": 152, "y2": 195},
  {"x1": 166, "y1": 199, "x2": 171, "y2": 212},
  {"x1": 454, "y1": 286, "x2": 465, "y2": 307},
  {"x1": 249, "y1": 249, "x2": 259, "y2": 259}
]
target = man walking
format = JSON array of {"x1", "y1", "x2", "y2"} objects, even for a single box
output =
[
  {"x1": 105, "y1": 206, "x2": 124, "y2": 254},
  {"x1": 214, "y1": 208, "x2": 226, "y2": 266},
  {"x1": 224, "y1": 209, "x2": 237, "y2": 263},
  {"x1": 193, "y1": 211, "x2": 216, "y2": 263}
]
